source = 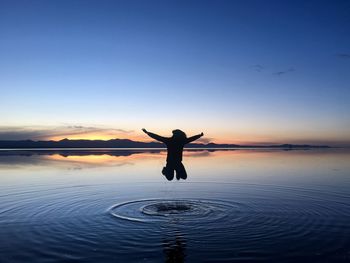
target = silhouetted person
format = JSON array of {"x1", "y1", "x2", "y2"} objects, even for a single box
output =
[{"x1": 142, "y1": 129, "x2": 204, "y2": 181}]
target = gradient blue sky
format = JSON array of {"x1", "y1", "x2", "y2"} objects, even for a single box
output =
[{"x1": 0, "y1": 0, "x2": 349, "y2": 145}]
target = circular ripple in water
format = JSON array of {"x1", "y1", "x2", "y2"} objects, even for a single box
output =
[
  {"x1": 107, "y1": 186, "x2": 350, "y2": 260},
  {"x1": 109, "y1": 198, "x2": 247, "y2": 223}
]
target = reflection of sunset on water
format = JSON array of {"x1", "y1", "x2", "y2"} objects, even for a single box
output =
[
  {"x1": 0, "y1": 149, "x2": 350, "y2": 186},
  {"x1": 47, "y1": 152, "x2": 154, "y2": 164}
]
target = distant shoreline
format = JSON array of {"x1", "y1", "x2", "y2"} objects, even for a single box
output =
[
  {"x1": 0, "y1": 147, "x2": 340, "y2": 159},
  {"x1": 0, "y1": 138, "x2": 331, "y2": 150},
  {"x1": 0, "y1": 147, "x2": 335, "y2": 151}
]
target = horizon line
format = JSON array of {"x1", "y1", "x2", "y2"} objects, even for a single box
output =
[{"x1": 0, "y1": 137, "x2": 334, "y2": 148}]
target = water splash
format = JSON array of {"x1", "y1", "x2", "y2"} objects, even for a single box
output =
[{"x1": 109, "y1": 198, "x2": 242, "y2": 223}]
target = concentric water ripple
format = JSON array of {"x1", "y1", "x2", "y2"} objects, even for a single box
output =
[
  {"x1": 106, "y1": 183, "x2": 350, "y2": 261},
  {"x1": 1, "y1": 181, "x2": 350, "y2": 262},
  {"x1": 108, "y1": 198, "x2": 246, "y2": 223}
]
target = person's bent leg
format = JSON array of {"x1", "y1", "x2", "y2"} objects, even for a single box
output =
[
  {"x1": 162, "y1": 163, "x2": 174, "y2": 181},
  {"x1": 176, "y1": 162, "x2": 187, "y2": 180}
]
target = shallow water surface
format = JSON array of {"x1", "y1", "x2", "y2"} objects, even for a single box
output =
[{"x1": 0, "y1": 149, "x2": 349, "y2": 262}]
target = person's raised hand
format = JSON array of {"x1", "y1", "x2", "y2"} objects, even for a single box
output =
[
  {"x1": 142, "y1": 128, "x2": 148, "y2": 134},
  {"x1": 200, "y1": 132, "x2": 204, "y2": 136}
]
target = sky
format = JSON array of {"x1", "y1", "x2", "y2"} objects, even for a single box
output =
[{"x1": 0, "y1": 0, "x2": 349, "y2": 145}]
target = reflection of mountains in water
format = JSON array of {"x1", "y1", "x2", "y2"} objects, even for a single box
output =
[
  {"x1": 0, "y1": 149, "x2": 214, "y2": 168},
  {"x1": 0, "y1": 149, "x2": 157, "y2": 158},
  {"x1": 0, "y1": 149, "x2": 218, "y2": 157},
  {"x1": 0, "y1": 146, "x2": 332, "y2": 158},
  {"x1": 0, "y1": 138, "x2": 330, "y2": 149}
]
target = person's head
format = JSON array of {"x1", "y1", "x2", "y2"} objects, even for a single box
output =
[{"x1": 172, "y1": 129, "x2": 187, "y2": 140}]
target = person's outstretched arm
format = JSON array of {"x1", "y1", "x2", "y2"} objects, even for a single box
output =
[
  {"x1": 185, "y1": 132, "x2": 204, "y2": 144},
  {"x1": 142, "y1": 128, "x2": 167, "y2": 143}
]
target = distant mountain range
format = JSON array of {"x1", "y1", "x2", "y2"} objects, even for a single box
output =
[{"x1": 0, "y1": 138, "x2": 330, "y2": 149}]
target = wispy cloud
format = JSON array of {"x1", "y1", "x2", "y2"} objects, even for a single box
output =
[
  {"x1": 336, "y1": 53, "x2": 350, "y2": 59},
  {"x1": 251, "y1": 64, "x2": 264, "y2": 72},
  {"x1": 0, "y1": 125, "x2": 133, "y2": 140},
  {"x1": 250, "y1": 64, "x2": 296, "y2": 76},
  {"x1": 196, "y1": 137, "x2": 214, "y2": 144},
  {"x1": 273, "y1": 68, "x2": 295, "y2": 76}
]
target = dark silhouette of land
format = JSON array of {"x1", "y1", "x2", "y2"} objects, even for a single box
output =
[
  {"x1": 142, "y1": 129, "x2": 203, "y2": 180},
  {"x1": 0, "y1": 149, "x2": 152, "y2": 158},
  {"x1": 0, "y1": 138, "x2": 330, "y2": 149}
]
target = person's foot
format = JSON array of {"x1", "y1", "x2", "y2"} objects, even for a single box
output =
[
  {"x1": 162, "y1": 167, "x2": 174, "y2": 181},
  {"x1": 180, "y1": 173, "x2": 187, "y2": 180}
]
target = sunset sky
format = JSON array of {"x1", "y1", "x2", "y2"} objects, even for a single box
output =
[{"x1": 1, "y1": 0, "x2": 349, "y2": 145}]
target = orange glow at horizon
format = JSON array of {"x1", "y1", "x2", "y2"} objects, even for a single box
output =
[
  {"x1": 49, "y1": 132, "x2": 147, "y2": 142},
  {"x1": 46, "y1": 130, "x2": 345, "y2": 146},
  {"x1": 47, "y1": 132, "x2": 286, "y2": 145}
]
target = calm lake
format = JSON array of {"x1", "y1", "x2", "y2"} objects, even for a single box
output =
[{"x1": 0, "y1": 149, "x2": 349, "y2": 262}]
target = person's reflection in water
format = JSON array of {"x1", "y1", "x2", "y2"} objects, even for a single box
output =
[
  {"x1": 142, "y1": 129, "x2": 204, "y2": 181},
  {"x1": 162, "y1": 233, "x2": 186, "y2": 263}
]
